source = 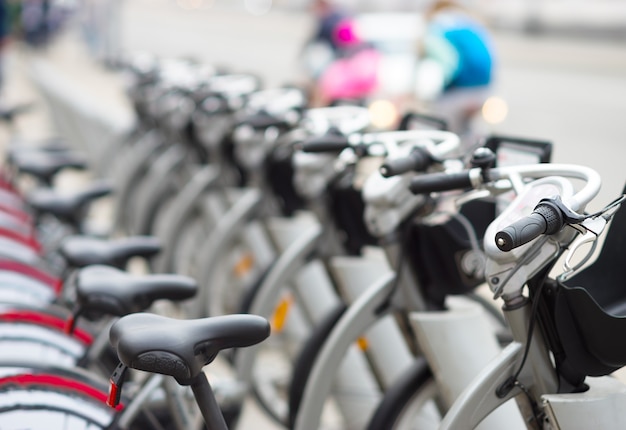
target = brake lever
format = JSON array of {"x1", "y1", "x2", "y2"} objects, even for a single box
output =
[{"x1": 561, "y1": 216, "x2": 607, "y2": 280}]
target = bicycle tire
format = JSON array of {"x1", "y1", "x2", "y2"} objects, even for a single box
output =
[
  {"x1": 0, "y1": 363, "x2": 182, "y2": 430},
  {"x1": 0, "y1": 365, "x2": 117, "y2": 430},
  {"x1": 131, "y1": 147, "x2": 186, "y2": 236},
  {"x1": 287, "y1": 302, "x2": 347, "y2": 428},
  {"x1": 366, "y1": 358, "x2": 443, "y2": 430}
]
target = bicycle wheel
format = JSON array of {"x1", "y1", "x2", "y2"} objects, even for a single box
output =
[
  {"x1": 287, "y1": 302, "x2": 347, "y2": 427},
  {"x1": 366, "y1": 358, "x2": 444, "y2": 430},
  {"x1": 0, "y1": 366, "x2": 116, "y2": 430}
]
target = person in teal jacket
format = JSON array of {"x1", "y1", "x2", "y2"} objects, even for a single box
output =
[{"x1": 414, "y1": 0, "x2": 496, "y2": 135}]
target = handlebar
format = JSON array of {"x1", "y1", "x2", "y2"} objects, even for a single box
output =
[
  {"x1": 397, "y1": 111, "x2": 449, "y2": 132},
  {"x1": 495, "y1": 200, "x2": 564, "y2": 251},
  {"x1": 380, "y1": 147, "x2": 432, "y2": 177},
  {"x1": 489, "y1": 164, "x2": 600, "y2": 212},
  {"x1": 299, "y1": 133, "x2": 351, "y2": 153},
  {"x1": 410, "y1": 163, "x2": 601, "y2": 253},
  {"x1": 236, "y1": 111, "x2": 290, "y2": 130},
  {"x1": 0, "y1": 103, "x2": 35, "y2": 122},
  {"x1": 375, "y1": 131, "x2": 459, "y2": 177},
  {"x1": 409, "y1": 164, "x2": 600, "y2": 212},
  {"x1": 409, "y1": 171, "x2": 476, "y2": 194},
  {"x1": 304, "y1": 106, "x2": 371, "y2": 135},
  {"x1": 366, "y1": 130, "x2": 459, "y2": 160}
]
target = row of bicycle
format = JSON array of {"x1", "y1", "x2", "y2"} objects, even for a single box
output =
[{"x1": 0, "y1": 55, "x2": 624, "y2": 430}]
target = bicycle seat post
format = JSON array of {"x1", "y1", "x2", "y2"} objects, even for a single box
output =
[{"x1": 190, "y1": 372, "x2": 228, "y2": 430}]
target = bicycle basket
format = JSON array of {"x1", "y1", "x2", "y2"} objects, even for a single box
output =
[
  {"x1": 327, "y1": 166, "x2": 378, "y2": 256},
  {"x1": 407, "y1": 198, "x2": 496, "y2": 307},
  {"x1": 264, "y1": 143, "x2": 306, "y2": 217},
  {"x1": 553, "y1": 186, "x2": 626, "y2": 377}
]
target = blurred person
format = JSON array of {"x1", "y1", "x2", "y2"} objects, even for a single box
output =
[
  {"x1": 301, "y1": 0, "x2": 381, "y2": 106},
  {"x1": 0, "y1": 0, "x2": 10, "y2": 95},
  {"x1": 311, "y1": 0, "x2": 349, "y2": 54},
  {"x1": 301, "y1": 0, "x2": 349, "y2": 79},
  {"x1": 413, "y1": 0, "x2": 496, "y2": 136},
  {"x1": 20, "y1": 0, "x2": 74, "y2": 47},
  {"x1": 20, "y1": 0, "x2": 50, "y2": 46}
]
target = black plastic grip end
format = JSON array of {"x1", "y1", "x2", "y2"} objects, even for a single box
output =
[
  {"x1": 409, "y1": 171, "x2": 472, "y2": 195},
  {"x1": 495, "y1": 212, "x2": 548, "y2": 251},
  {"x1": 380, "y1": 148, "x2": 432, "y2": 177},
  {"x1": 495, "y1": 201, "x2": 565, "y2": 252},
  {"x1": 299, "y1": 135, "x2": 350, "y2": 153}
]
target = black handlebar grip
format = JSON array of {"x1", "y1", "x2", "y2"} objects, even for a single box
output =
[
  {"x1": 397, "y1": 111, "x2": 448, "y2": 131},
  {"x1": 380, "y1": 148, "x2": 432, "y2": 177},
  {"x1": 495, "y1": 213, "x2": 547, "y2": 252},
  {"x1": 495, "y1": 202, "x2": 564, "y2": 251},
  {"x1": 300, "y1": 134, "x2": 350, "y2": 153},
  {"x1": 409, "y1": 171, "x2": 472, "y2": 194}
]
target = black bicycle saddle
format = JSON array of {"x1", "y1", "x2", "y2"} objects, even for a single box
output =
[
  {"x1": 13, "y1": 151, "x2": 88, "y2": 185},
  {"x1": 110, "y1": 313, "x2": 270, "y2": 384},
  {"x1": 27, "y1": 181, "x2": 113, "y2": 224},
  {"x1": 60, "y1": 235, "x2": 161, "y2": 269},
  {"x1": 6, "y1": 137, "x2": 70, "y2": 163},
  {"x1": 237, "y1": 111, "x2": 291, "y2": 130},
  {"x1": 76, "y1": 265, "x2": 197, "y2": 316}
]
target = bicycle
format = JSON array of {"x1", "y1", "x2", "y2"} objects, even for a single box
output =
[
  {"x1": 290, "y1": 140, "x2": 551, "y2": 430},
  {"x1": 0, "y1": 311, "x2": 269, "y2": 430},
  {"x1": 0, "y1": 264, "x2": 197, "y2": 370},
  {"x1": 366, "y1": 160, "x2": 625, "y2": 428},
  {"x1": 107, "y1": 311, "x2": 271, "y2": 430}
]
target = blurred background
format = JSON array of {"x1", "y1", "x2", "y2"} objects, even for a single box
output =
[{"x1": 2, "y1": 0, "x2": 625, "y2": 208}]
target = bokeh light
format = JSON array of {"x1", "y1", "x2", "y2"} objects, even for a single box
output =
[
  {"x1": 482, "y1": 96, "x2": 509, "y2": 124},
  {"x1": 368, "y1": 99, "x2": 398, "y2": 129}
]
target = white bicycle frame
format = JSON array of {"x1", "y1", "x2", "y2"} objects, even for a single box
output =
[
  {"x1": 231, "y1": 127, "x2": 459, "y2": 427},
  {"x1": 409, "y1": 164, "x2": 626, "y2": 429},
  {"x1": 292, "y1": 130, "x2": 510, "y2": 429}
]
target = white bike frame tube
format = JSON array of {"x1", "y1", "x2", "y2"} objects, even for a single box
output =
[
  {"x1": 154, "y1": 165, "x2": 220, "y2": 273},
  {"x1": 117, "y1": 373, "x2": 165, "y2": 429},
  {"x1": 131, "y1": 145, "x2": 187, "y2": 235},
  {"x1": 294, "y1": 272, "x2": 397, "y2": 430},
  {"x1": 409, "y1": 297, "x2": 527, "y2": 430},
  {"x1": 234, "y1": 222, "x2": 322, "y2": 385},
  {"x1": 543, "y1": 377, "x2": 626, "y2": 428},
  {"x1": 438, "y1": 342, "x2": 526, "y2": 430},
  {"x1": 194, "y1": 187, "x2": 262, "y2": 317},
  {"x1": 488, "y1": 163, "x2": 601, "y2": 212},
  {"x1": 289, "y1": 259, "x2": 342, "y2": 326},
  {"x1": 362, "y1": 129, "x2": 460, "y2": 159},
  {"x1": 112, "y1": 130, "x2": 164, "y2": 232},
  {"x1": 331, "y1": 255, "x2": 414, "y2": 387}
]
